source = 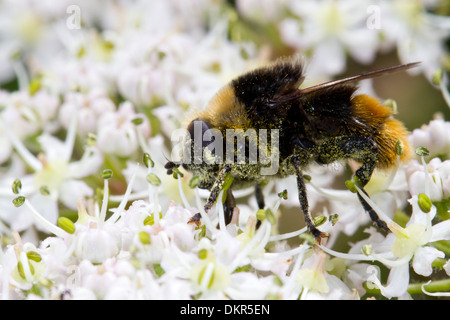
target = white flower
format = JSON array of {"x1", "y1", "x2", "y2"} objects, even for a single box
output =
[
  {"x1": 97, "y1": 101, "x2": 150, "y2": 157},
  {"x1": 409, "y1": 118, "x2": 450, "y2": 159},
  {"x1": 0, "y1": 89, "x2": 59, "y2": 151},
  {"x1": 0, "y1": 0, "x2": 449, "y2": 301},
  {"x1": 58, "y1": 90, "x2": 116, "y2": 136},
  {"x1": 1, "y1": 236, "x2": 47, "y2": 294},
  {"x1": 406, "y1": 157, "x2": 450, "y2": 201},
  {"x1": 73, "y1": 222, "x2": 122, "y2": 264},
  {"x1": 236, "y1": 0, "x2": 286, "y2": 22},
  {"x1": 0, "y1": 112, "x2": 103, "y2": 232},
  {"x1": 377, "y1": 0, "x2": 448, "y2": 80},
  {"x1": 280, "y1": 0, "x2": 379, "y2": 77},
  {"x1": 368, "y1": 195, "x2": 450, "y2": 298}
]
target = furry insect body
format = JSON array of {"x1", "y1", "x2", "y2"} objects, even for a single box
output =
[{"x1": 167, "y1": 58, "x2": 419, "y2": 241}]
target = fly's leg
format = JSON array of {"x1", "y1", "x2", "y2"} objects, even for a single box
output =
[
  {"x1": 188, "y1": 164, "x2": 233, "y2": 227},
  {"x1": 223, "y1": 188, "x2": 236, "y2": 225},
  {"x1": 204, "y1": 164, "x2": 233, "y2": 212},
  {"x1": 292, "y1": 157, "x2": 328, "y2": 242},
  {"x1": 318, "y1": 136, "x2": 388, "y2": 232},
  {"x1": 255, "y1": 184, "x2": 265, "y2": 229},
  {"x1": 355, "y1": 160, "x2": 389, "y2": 232},
  {"x1": 255, "y1": 184, "x2": 265, "y2": 210}
]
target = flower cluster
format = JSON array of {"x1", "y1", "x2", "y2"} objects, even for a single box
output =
[{"x1": 0, "y1": 0, "x2": 449, "y2": 300}]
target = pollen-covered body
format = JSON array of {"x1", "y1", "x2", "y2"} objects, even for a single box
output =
[
  {"x1": 170, "y1": 57, "x2": 418, "y2": 240},
  {"x1": 191, "y1": 59, "x2": 412, "y2": 187}
]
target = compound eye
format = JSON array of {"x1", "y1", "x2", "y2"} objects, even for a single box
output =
[{"x1": 187, "y1": 118, "x2": 211, "y2": 148}]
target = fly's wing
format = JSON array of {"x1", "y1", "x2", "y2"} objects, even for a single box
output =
[
  {"x1": 276, "y1": 62, "x2": 420, "y2": 137},
  {"x1": 272, "y1": 62, "x2": 421, "y2": 106}
]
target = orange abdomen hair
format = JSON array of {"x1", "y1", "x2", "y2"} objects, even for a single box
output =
[{"x1": 351, "y1": 94, "x2": 412, "y2": 169}]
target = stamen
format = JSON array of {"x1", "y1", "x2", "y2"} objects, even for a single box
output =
[
  {"x1": 229, "y1": 220, "x2": 270, "y2": 271},
  {"x1": 253, "y1": 220, "x2": 272, "y2": 254},
  {"x1": 177, "y1": 173, "x2": 190, "y2": 208},
  {"x1": 136, "y1": 123, "x2": 150, "y2": 155},
  {"x1": 310, "y1": 182, "x2": 355, "y2": 201},
  {"x1": 269, "y1": 226, "x2": 308, "y2": 242},
  {"x1": 318, "y1": 244, "x2": 374, "y2": 261},
  {"x1": 98, "y1": 178, "x2": 109, "y2": 225},
  {"x1": 355, "y1": 184, "x2": 394, "y2": 225},
  {"x1": 318, "y1": 244, "x2": 412, "y2": 268},
  {"x1": 284, "y1": 244, "x2": 308, "y2": 298},
  {"x1": 217, "y1": 190, "x2": 226, "y2": 231},
  {"x1": 382, "y1": 163, "x2": 399, "y2": 190},
  {"x1": 62, "y1": 105, "x2": 78, "y2": 162},
  {"x1": 11, "y1": 59, "x2": 29, "y2": 92},
  {"x1": 24, "y1": 199, "x2": 67, "y2": 238},
  {"x1": 0, "y1": 118, "x2": 42, "y2": 171},
  {"x1": 107, "y1": 164, "x2": 139, "y2": 224},
  {"x1": 194, "y1": 188, "x2": 215, "y2": 233},
  {"x1": 439, "y1": 72, "x2": 450, "y2": 109}
]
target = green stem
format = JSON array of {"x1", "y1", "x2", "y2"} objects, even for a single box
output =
[
  {"x1": 432, "y1": 240, "x2": 450, "y2": 256},
  {"x1": 363, "y1": 279, "x2": 450, "y2": 297},
  {"x1": 407, "y1": 279, "x2": 450, "y2": 295}
]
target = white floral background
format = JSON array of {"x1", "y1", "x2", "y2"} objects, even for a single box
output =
[{"x1": 0, "y1": 0, "x2": 449, "y2": 300}]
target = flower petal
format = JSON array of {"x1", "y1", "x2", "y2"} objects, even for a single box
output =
[
  {"x1": 412, "y1": 246, "x2": 445, "y2": 277},
  {"x1": 430, "y1": 220, "x2": 450, "y2": 242},
  {"x1": 372, "y1": 263, "x2": 410, "y2": 299}
]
